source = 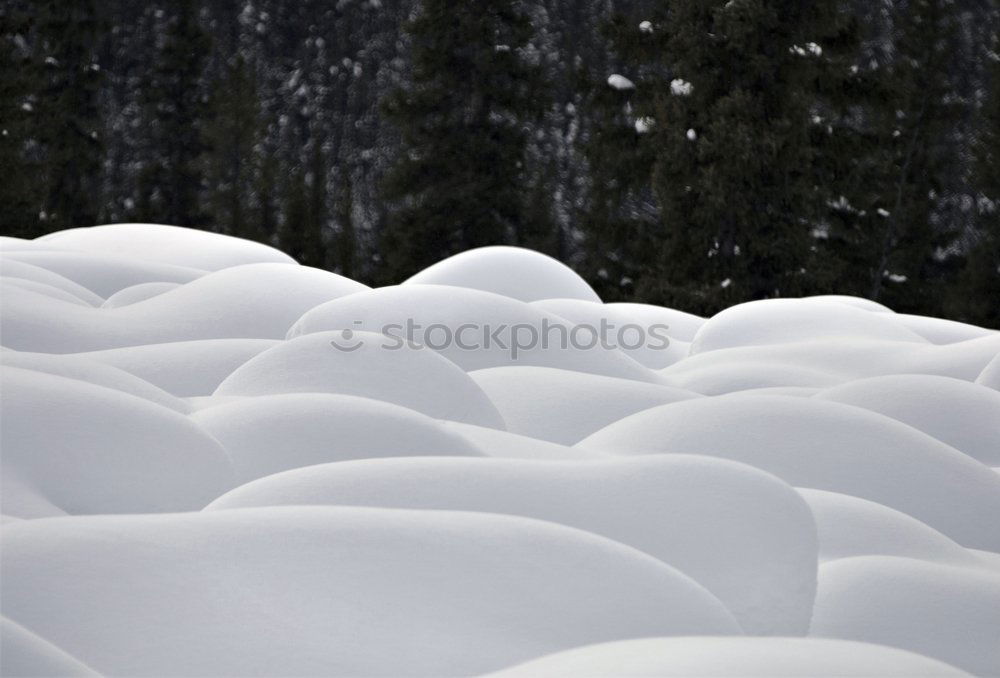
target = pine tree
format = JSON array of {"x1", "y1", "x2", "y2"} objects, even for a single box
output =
[
  {"x1": 333, "y1": 171, "x2": 357, "y2": 279},
  {"x1": 630, "y1": 1, "x2": 857, "y2": 315},
  {"x1": 865, "y1": 0, "x2": 966, "y2": 314},
  {"x1": 378, "y1": 0, "x2": 549, "y2": 282},
  {"x1": 802, "y1": 2, "x2": 879, "y2": 295},
  {"x1": 133, "y1": 0, "x2": 210, "y2": 227},
  {"x1": 578, "y1": 12, "x2": 663, "y2": 301},
  {"x1": 0, "y1": 1, "x2": 43, "y2": 237},
  {"x1": 34, "y1": 0, "x2": 104, "y2": 232},
  {"x1": 204, "y1": 54, "x2": 262, "y2": 240},
  {"x1": 953, "y1": 47, "x2": 1000, "y2": 328},
  {"x1": 279, "y1": 138, "x2": 326, "y2": 268}
]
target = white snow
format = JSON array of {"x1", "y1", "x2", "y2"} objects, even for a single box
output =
[
  {"x1": 1, "y1": 263, "x2": 367, "y2": 352},
  {"x1": 2, "y1": 249, "x2": 204, "y2": 297},
  {"x1": 606, "y1": 74, "x2": 635, "y2": 90},
  {"x1": 207, "y1": 455, "x2": 817, "y2": 635},
  {"x1": 815, "y1": 374, "x2": 1000, "y2": 465},
  {"x1": 470, "y1": 366, "x2": 698, "y2": 443},
  {"x1": 1, "y1": 257, "x2": 104, "y2": 305},
  {"x1": 579, "y1": 395, "x2": 1000, "y2": 550},
  {"x1": 0, "y1": 368, "x2": 233, "y2": 517},
  {"x1": 101, "y1": 281, "x2": 181, "y2": 307},
  {"x1": 976, "y1": 351, "x2": 1000, "y2": 390},
  {"x1": 811, "y1": 556, "x2": 1000, "y2": 676},
  {"x1": 487, "y1": 637, "x2": 968, "y2": 677},
  {"x1": 38, "y1": 223, "x2": 296, "y2": 270},
  {"x1": 1, "y1": 507, "x2": 739, "y2": 677},
  {"x1": 670, "y1": 78, "x2": 693, "y2": 96},
  {"x1": 72, "y1": 338, "x2": 280, "y2": 396},
  {"x1": 213, "y1": 330, "x2": 506, "y2": 428},
  {"x1": 689, "y1": 298, "x2": 927, "y2": 354},
  {"x1": 1, "y1": 224, "x2": 997, "y2": 676},
  {"x1": 634, "y1": 116, "x2": 654, "y2": 133},
  {"x1": 288, "y1": 285, "x2": 662, "y2": 382},
  {"x1": 404, "y1": 246, "x2": 600, "y2": 302},
  {"x1": 192, "y1": 393, "x2": 485, "y2": 482}
]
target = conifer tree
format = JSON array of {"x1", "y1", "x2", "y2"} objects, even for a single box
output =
[
  {"x1": 578, "y1": 14, "x2": 662, "y2": 301},
  {"x1": 0, "y1": 2, "x2": 43, "y2": 237},
  {"x1": 953, "y1": 48, "x2": 1000, "y2": 328},
  {"x1": 635, "y1": 1, "x2": 853, "y2": 314},
  {"x1": 379, "y1": 0, "x2": 548, "y2": 282},
  {"x1": 279, "y1": 139, "x2": 326, "y2": 268},
  {"x1": 865, "y1": 0, "x2": 965, "y2": 314},
  {"x1": 34, "y1": 0, "x2": 104, "y2": 232},
  {"x1": 204, "y1": 54, "x2": 262, "y2": 240},
  {"x1": 134, "y1": 0, "x2": 210, "y2": 227}
]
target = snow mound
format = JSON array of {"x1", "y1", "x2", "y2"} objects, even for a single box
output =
[
  {"x1": 0, "y1": 257, "x2": 103, "y2": 305},
  {"x1": 404, "y1": 246, "x2": 600, "y2": 302},
  {"x1": 38, "y1": 223, "x2": 296, "y2": 270},
  {"x1": 579, "y1": 395, "x2": 1000, "y2": 550},
  {"x1": 288, "y1": 285, "x2": 660, "y2": 382},
  {"x1": 806, "y1": 295, "x2": 896, "y2": 313},
  {"x1": 811, "y1": 556, "x2": 1000, "y2": 675},
  {"x1": 101, "y1": 281, "x2": 181, "y2": 307},
  {"x1": 0, "y1": 263, "x2": 366, "y2": 352},
  {"x1": 815, "y1": 374, "x2": 1000, "y2": 465},
  {"x1": 486, "y1": 636, "x2": 968, "y2": 677},
  {"x1": 690, "y1": 299, "x2": 928, "y2": 354},
  {"x1": 74, "y1": 338, "x2": 279, "y2": 396},
  {"x1": 214, "y1": 330, "x2": 506, "y2": 428},
  {"x1": 0, "y1": 368, "x2": 233, "y2": 516},
  {"x1": 798, "y1": 489, "x2": 983, "y2": 567},
  {"x1": 530, "y1": 298, "x2": 690, "y2": 368},
  {"x1": 664, "y1": 335, "x2": 1000, "y2": 382},
  {"x1": 605, "y1": 302, "x2": 706, "y2": 341},
  {"x1": 192, "y1": 394, "x2": 484, "y2": 482},
  {"x1": 470, "y1": 366, "x2": 699, "y2": 444},
  {"x1": 2, "y1": 276, "x2": 94, "y2": 305},
  {"x1": 2, "y1": 250, "x2": 204, "y2": 297},
  {"x1": 666, "y1": 361, "x2": 843, "y2": 395},
  {"x1": 1, "y1": 618, "x2": 100, "y2": 678},
  {"x1": 977, "y1": 351, "x2": 1000, "y2": 390},
  {"x1": 207, "y1": 455, "x2": 818, "y2": 635},
  {"x1": 1, "y1": 350, "x2": 189, "y2": 413},
  {"x1": 894, "y1": 313, "x2": 997, "y2": 344},
  {"x1": 440, "y1": 421, "x2": 607, "y2": 461},
  {"x1": 0, "y1": 507, "x2": 739, "y2": 677}
]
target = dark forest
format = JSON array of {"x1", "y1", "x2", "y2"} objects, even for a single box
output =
[{"x1": 2, "y1": 0, "x2": 998, "y2": 325}]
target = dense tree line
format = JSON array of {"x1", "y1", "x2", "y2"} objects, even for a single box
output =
[{"x1": 1, "y1": 0, "x2": 997, "y2": 326}]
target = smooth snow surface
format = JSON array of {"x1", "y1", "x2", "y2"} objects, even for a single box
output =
[
  {"x1": 288, "y1": 284, "x2": 661, "y2": 382},
  {"x1": 38, "y1": 223, "x2": 296, "y2": 269},
  {"x1": 1, "y1": 508, "x2": 739, "y2": 677},
  {"x1": 469, "y1": 366, "x2": 699, "y2": 443},
  {"x1": 579, "y1": 395, "x2": 1000, "y2": 550},
  {"x1": 487, "y1": 637, "x2": 969, "y2": 677},
  {"x1": 213, "y1": 330, "x2": 506, "y2": 427},
  {"x1": 207, "y1": 455, "x2": 817, "y2": 634},
  {"x1": 690, "y1": 299, "x2": 928, "y2": 353},
  {"x1": 192, "y1": 394, "x2": 485, "y2": 482},
  {"x1": 101, "y1": 280, "x2": 181, "y2": 307},
  {"x1": 1, "y1": 225, "x2": 997, "y2": 676},
  {"x1": 403, "y1": 246, "x2": 601, "y2": 302},
  {"x1": 811, "y1": 556, "x2": 1000, "y2": 676},
  {"x1": 815, "y1": 374, "x2": 1000, "y2": 465},
  {"x1": 0, "y1": 368, "x2": 233, "y2": 516}
]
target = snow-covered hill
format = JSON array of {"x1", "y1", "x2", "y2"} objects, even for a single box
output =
[{"x1": 2, "y1": 224, "x2": 998, "y2": 677}]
